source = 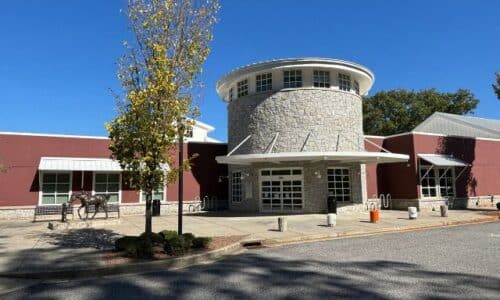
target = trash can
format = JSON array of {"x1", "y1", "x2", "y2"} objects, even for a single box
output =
[
  {"x1": 408, "y1": 207, "x2": 417, "y2": 219},
  {"x1": 152, "y1": 199, "x2": 161, "y2": 217},
  {"x1": 327, "y1": 195, "x2": 337, "y2": 214}
]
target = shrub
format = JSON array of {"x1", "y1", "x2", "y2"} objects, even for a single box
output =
[
  {"x1": 135, "y1": 237, "x2": 154, "y2": 259},
  {"x1": 115, "y1": 236, "x2": 138, "y2": 251},
  {"x1": 140, "y1": 232, "x2": 164, "y2": 245},
  {"x1": 164, "y1": 235, "x2": 190, "y2": 256},
  {"x1": 182, "y1": 233, "x2": 195, "y2": 248},
  {"x1": 159, "y1": 230, "x2": 178, "y2": 240},
  {"x1": 192, "y1": 237, "x2": 212, "y2": 249}
]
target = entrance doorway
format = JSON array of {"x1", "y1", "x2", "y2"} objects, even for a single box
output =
[{"x1": 260, "y1": 168, "x2": 303, "y2": 212}]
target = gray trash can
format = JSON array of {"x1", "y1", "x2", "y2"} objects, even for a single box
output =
[{"x1": 152, "y1": 199, "x2": 161, "y2": 216}]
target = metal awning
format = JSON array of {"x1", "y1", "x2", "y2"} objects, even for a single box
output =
[
  {"x1": 216, "y1": 151, "x2": 409, "y2": 165},
  {"x1": 39, "y1": 157, "x2": 169, "y2": 171},
  {"x1": 418, "y1": 154, "x2": 469, "y2": 167}
]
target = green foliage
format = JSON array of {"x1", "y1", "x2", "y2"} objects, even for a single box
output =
[
  {"x1": 192, "y1": 237, "x2": 212, "y2": 249},
  {"x1": 181, "y1": 233, "x2": 195, "y2": 248},
  {"x1": 363, "y1": 88, "x2": 479, "y2": 136},
  {"x1": 140, "y1": 232, "x2": 164, "y2": 245},
  {"x1": 106, "y1": 0, "x2": 219, "y2": 240},
  {"x1": 115, "y1": 236, "x2": 139, "y2": 251},
  {"x1": 164, "y1": 234, "x2": 190, "y2": 256},
  {"x1": 493, "y1": 73, "x2": 500, "y2": 100},
  {"x1": 159, "y1": 230, "x2": 178, "y2": 240}
]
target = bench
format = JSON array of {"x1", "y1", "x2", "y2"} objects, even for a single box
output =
[
  {"x1": 33, "y1": 204, "x2": 73, "y2": 222},
  {"x1": 85, "y1": 204, "x2": 121, "y2": 218}
]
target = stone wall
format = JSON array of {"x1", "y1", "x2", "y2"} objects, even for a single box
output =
[
  {"x1": 228, "y1": 89, "x2": 364, "y2": 154},
  {"x1": 228, "y1": 162, "x2": 366, "y2": 213}
]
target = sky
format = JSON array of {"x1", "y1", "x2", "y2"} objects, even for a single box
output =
[{"x1": 0, "y1": 0, "x2": 499, "y2": 142}]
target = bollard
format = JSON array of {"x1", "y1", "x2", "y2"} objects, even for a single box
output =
[
  {"x1": 369, "y1": 202, "x2": 380, "y2": 223},
  {"x1": 61, "y1": 203, "x2": 67, "y2": 222},
  {"x1": 327, "y1": 213, "x2": 336, "y2": 227},
  {"x1": 440, "y1": 205, "x2": 448, "y2": 217},
  {"x1": 278, "y1": 217, "x2": 287, "y2": 232},
  {"x1": 408, "y1": 207, "x2": 418, "y2": 219}
]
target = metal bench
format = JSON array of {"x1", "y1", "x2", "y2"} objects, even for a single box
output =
[
  {"x1": 33, "y1": 204, "x2": 73, "y2": 222},
  {"x1": 85, "y1": 204, "x2": 121, "y2": 218}
]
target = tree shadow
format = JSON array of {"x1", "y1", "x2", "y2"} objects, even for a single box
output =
[
  {"x1": 43, "y1": 228, "x2": 119, "y2": 249},
  {"x1": 6, "y1": 253, "x2": 500, "y2": 299}
]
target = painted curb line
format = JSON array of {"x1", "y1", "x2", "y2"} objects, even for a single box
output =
[
  {"x1": 0, "y1": 241, "x2": 244, "y2": 280},
  {"x1": 261, "y1": 215, "x2": 499, "y2": 247}
]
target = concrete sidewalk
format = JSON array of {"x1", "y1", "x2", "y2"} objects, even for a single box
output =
[{"x1": 0, "y1": 209, "x2": 498, "y2": 277}]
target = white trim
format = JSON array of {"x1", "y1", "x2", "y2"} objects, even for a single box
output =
[
  {"x1": 0, "y1": 131, "x2": 109, "y2": 140},
  {"x1": 364, "y1": 130, "x2": 500, "y2": 142},
  {"x1": 418, "y1": 161, "x2": 456, "y2": 199},
  {"x1": 139, "y1": 183, "x2": 167, "y2": 203},
  {"x1": 92, "y1": 172, "x2": 122, "y2": 204},
  {"x1": 38, "y1": 171, "x2": 73, "y2": 206},
  {"x1": 327, "y1": 167, "x2": 352, "y2": 203}
]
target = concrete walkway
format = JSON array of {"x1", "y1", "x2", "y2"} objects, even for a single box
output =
[{"x1": 0, "y1": 209, "x2": 497, "y2": 277}]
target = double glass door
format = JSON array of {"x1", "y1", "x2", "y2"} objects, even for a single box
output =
[{"x1": 260, "y1": 168, "x2": 303, "y2": 212}]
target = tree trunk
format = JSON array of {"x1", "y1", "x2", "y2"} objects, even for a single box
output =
[
  {"x1": 145, "y1": 191, "x2": 153, "y2": 244},
  {"x1": 178, "y1": 130, "x2": 184, "y2": 235}
]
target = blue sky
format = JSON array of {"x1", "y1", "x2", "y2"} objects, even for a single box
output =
[{"x1": 0, "y1": 0, "x2": 499, "y2": 142}]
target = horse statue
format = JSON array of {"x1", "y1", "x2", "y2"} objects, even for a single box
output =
[{"x1": 69, "y1": 191, "x2": 111, "y2": 220}]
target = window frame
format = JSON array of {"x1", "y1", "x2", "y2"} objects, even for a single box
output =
[
  {"x1": 283, "y1": 70, "x2": 303, "y2": 88},
  {"x1": 338, "y1": 73, "x2": 351, "y2": 92},
  {"x1": 353, "y1": 80, "x2": 360, "y2": 95},
  {"x1": 38, "y1": 171, "x2": 73, "y2": 205},
  {"x1": 327, "y1": 167, "x2": 351, "y2": 203},
  {"x1": 256, "y1": 72, "x2": 273, "y2": 92},
  {"x1": 419, "y1": 162, "x2": 456, "y2": 199},
  {"x1": 92, "y1": 172, "x2": 122, "y2": 204},
  {"x1": 231, "y1": 171, "x2": 242, "y2": 203},
  {"x1": 139, "y1": 183, "x2": 167, "y2": 203},
  {"x1": 313, "y1": 70, "x2": 331, "y2": 88},
  {"x1": 237, "y1": 79, "x2": 249, "y2": 98}
]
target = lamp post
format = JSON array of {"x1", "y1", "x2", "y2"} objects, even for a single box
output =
[{"x1": 178, "y1": 122, "x2": 184, "y2": 235}]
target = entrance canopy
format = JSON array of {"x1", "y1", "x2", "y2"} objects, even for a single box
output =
[
  {"x1": 216, "y1": 151, "x2": 409, "y2": 165},
  {"x1": 39, "y1": 157, "x2": 170, "y2": 172},
  {"x1": 417, "y1": 154, "x2": 469, "y2": 167}
]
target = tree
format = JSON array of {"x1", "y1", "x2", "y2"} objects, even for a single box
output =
[
  {"x1": 106, "y1": 0, "x2": 219, "y2": 250},
  {"x1": 493, "y1": 73, "x2": 500, "y2": 99},
  {"x1": 363, "y1": 88, "x2": 479, "y2": 136}
]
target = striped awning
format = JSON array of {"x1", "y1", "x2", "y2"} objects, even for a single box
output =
[{"x1": 39, "y1": 157, "x2": 169, "y2": 172}]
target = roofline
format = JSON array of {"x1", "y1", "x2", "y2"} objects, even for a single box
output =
[
  {"x1": 364, "y1": 131, "x2": 500, "y2": 142},
  {"x1": 0, "y1": 131, "x2": 109, "y2": 140}
]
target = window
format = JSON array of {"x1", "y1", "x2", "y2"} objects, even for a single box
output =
[
  {"x1": 327, "y1": 168, "x2": 351, "y2": 202},
  {"x1": 41, "y1": 172, "x2": 71, "y2": 205},
  {"x1": 94, "y1": 173, "x2": 120, "y2": 203},
  {"x1": 313, "y1": 70, "x2": 330, "y2": 88},
  {"x1": 420, "y1": 164, "x2": 455, "y2": 198},
  {"x1": 338, "y1": 73, "x2": 351, "y2": 91},
  {"x1": 141, "y1": 185, "x2": 166, "y2": 202},
  {"x1": 231, "y1": 171, "x2": 242, "y2": 203},
  {"x1": 353, "y1": 80, "x2": 360, "y2": 95},
  {"x1": 256, "y1": 73, "x2": 272, "y2": 92},
  {"x1": 229, "y1": 87, "x2": 233, "y2": 101},
  {"x1": 185, "y1": 126, "x2": 193, "y2": 138},
  {"x1": 283, "y1": 70, "x2": 302, "y2": 88},
  {"x1": 237, "y1": 79, "x2": 248, "y2": 98}
]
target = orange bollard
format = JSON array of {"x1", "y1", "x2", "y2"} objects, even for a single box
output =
[{"x1": 370, "y1": 209, "x2": 380, "y2": 223}]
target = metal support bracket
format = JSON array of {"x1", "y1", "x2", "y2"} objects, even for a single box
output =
[{"x1": 227, "y1": 135, "x2": 251, "y2": 156}]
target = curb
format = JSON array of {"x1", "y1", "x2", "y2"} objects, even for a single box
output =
[
  {"x1": 0, "y1": 241, "x2": 244, "y2": 280},
  {"x1": 261, "y1": 215, "x2": 499, "y2": 247}
]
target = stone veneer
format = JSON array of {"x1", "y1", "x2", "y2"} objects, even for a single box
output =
[{"x1": 228, "y1": 89, "x2": 364, "y2": 154}]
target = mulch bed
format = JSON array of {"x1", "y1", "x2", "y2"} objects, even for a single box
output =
[{"x1": 101, "y1": 235, "x2": 247, "y2": 266}]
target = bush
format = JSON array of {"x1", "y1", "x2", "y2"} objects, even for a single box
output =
[
  {"x1": 192, "y1": 237, "x2": 212, "y2": 249},
  {"x1": 159, "y1": 230, "x2": 178, "y2": 240},
  {"x1": 140, "y1": 232, "x2": 164, "y2": 245},
  {"x1": 135, "y1": 237, "x2": 154, "y2": 258},
  {"x1": 115, "y1": 236, "x2": 138, "y2": 251},
  {"x1": 164, "y1": 235, "x2": 190, "y2": 256},
  {"x1": 182, "y1": 233, "x2": 195, "y2": 248}
]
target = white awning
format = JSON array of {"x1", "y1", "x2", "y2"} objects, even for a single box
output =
[
  {"x1": 216, "y1": 151, "x2": 409, "y2": 165},
  {"x1": 39, "y1": 157, "x2": 169, "y2": 172},
  {"x1": 418, "y1": 154, "x2": 469, "y2": 167}
]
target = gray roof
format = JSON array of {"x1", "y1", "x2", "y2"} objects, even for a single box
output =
[{"x1": 413, "y1": 112, "x2": 500, "y2": 139}]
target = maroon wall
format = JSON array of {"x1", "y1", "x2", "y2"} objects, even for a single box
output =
[
  {"x1": 364, "y1": 137, "x2": 383, "y2": 198},
  {"x1": 412, "y1": 134, "x2": 500, "y2": 197},
  {"x1": 0, "y1": 133, "x2": 228, "y2": 207}
]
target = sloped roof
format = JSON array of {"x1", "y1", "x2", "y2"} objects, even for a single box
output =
[{"x1": 413, "y1": 112, "x2": 500, "y2": 139}]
